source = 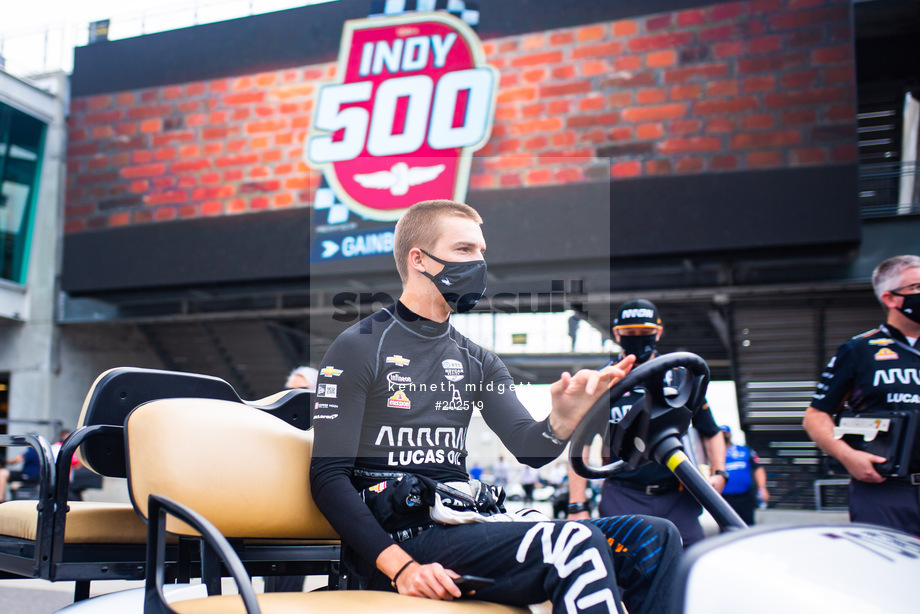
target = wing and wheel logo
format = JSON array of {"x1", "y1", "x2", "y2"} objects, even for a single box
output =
[{"x1": 305, "y1": 12, "x2": 497, "y2": 220}]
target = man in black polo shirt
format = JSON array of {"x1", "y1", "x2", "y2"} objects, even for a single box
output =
[
  {"x1": 567, "y1": 300, "x2": 728, "y2": 548},
  {"x1": 804, "y1": 254, "x2": 920, "y2": 536}
]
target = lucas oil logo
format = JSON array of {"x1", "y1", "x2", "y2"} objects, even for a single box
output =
[{"x1": 305, "y1": 12, "x2": 498, "y2": 221}]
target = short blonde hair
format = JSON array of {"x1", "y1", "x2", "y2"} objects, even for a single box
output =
[{"x1": 393, "y1": 200, "x2": 483, "y2": 282}]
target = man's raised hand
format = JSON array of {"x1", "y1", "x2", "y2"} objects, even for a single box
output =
[{"x1": 548, "y1": 355, "x2": 635, "y2": 440}]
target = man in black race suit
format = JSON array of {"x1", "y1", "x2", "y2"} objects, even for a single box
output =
[
  {"x1": 566, "y1": 300, "x2": 728, "y2": 548},
  {"x1": 310, "y1": 200, "x2": 681, "y2": 614},
  {"x1": 804, "y1": 254, "x2": 920, "y2": 536}
]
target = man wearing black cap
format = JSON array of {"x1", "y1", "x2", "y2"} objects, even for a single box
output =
[{"x1": 567, "y1": 299, "x2": 728, "y2": 547}]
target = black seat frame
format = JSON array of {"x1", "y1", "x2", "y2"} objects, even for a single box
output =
[{"x1": 0, "y1": 367, "x2": 339, "y2": 601}]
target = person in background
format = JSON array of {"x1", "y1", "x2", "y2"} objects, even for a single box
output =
[
  {"x1": 468, "y1": 462, "x2": 483, "y2": 481},
  {"x1": 803, "y1": 255, "x2": 920, "y2": 536},
  {"x1": 50, "y1": 428, "x2": 100, "y2": 501},
  {"x1": 568, "y1": 299, "x2": 728, "y2": 548},
  {"x1": 8, "y1": 438, "x2": 41, "y2": 482},
  {"x1": 286, "y1": 366, "x2": 318, "y2": 392},
  {"x1": 720, "y1": 425, "x2": 769, "y2": 525},
  {"x1": 6, "y1": 435, "x2": 43, "y2": 500},
  {"x1": 491, "y1": 455, "x2": 510, "y2": 487},
  {"x1": 518, "y1": 464, "x2": 539, "y2": 505},
  {"x1": 0, "y1": 457, "x2": 9, "y2": 503}
]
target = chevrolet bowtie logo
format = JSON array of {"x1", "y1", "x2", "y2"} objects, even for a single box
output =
[
  {"x1": 386, "y1": 355, "x2": 411, "y2": 367},
  {"x1": 320, "y1": 366, "x2": 343, "y2": 377}
]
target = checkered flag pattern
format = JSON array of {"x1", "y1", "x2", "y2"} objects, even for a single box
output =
[
  {"x1": 368, "y1": 0, "x2": 480, "y2": 28},
  {"x1": 313, "y1": 176, "x2": 351, "y2": 225}
]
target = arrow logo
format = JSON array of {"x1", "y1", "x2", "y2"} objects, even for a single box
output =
[{"x1": 322, "y1": 240, "x2": 340, "y2": 258}]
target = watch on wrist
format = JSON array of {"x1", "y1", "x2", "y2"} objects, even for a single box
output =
[
  {"x1": 567, "y1": 501, "x2": 588, "y2": 514},
  {"x1": 541, "y1": 417, "x2": 565, "y2": 446},
  {"x1": 713, "y1": 470, "x2": 729, "y2": 480}
]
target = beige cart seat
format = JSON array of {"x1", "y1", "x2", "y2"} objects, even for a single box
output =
[{"x1": 127, "y1": 398, "x2": 549, "y2": 614}]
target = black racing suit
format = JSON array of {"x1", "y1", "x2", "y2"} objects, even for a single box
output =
[
  {"x1": 310, "y1": 302, "x2": 679, "y2": 613},
  {"x1": 811, "y1": 323, "x2": 920, "y2": 536}
]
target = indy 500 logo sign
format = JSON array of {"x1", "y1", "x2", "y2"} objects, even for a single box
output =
[{"x1": 305, "y1": 13, "x2": 497, "y2": 221}]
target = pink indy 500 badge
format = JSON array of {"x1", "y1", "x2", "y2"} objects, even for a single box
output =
[{"x1": 305, "y1": 12, "x2": 498, "y2": 221}]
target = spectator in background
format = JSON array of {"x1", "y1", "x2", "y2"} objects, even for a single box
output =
[
  {"x1": 803, "y1": 255, "x2": 920, "y2": 536},
  {"x1": 469, "y1": 461, "x2": 483, "y2": 481},
  {"x1": 50, "y1": 428, "x2": 101, "y2": 501},
  {"x1": 8, "y1": 437, "x2": 41, "y2": 483},
  {"x1": 286, "y1": 366, "x2": 318, "y2": 392},
  {"x1": 491, "y1": 455, "x2": 510, "y2": 487},
  {"x1": 7, "y1": 435, "x2": 43, "y2": 500},
  {"x1": 568, "y1": 299, "x2": 728, "y2": 548},
  {"x1": 568, "y1": 314, "x2": 581, "y2": 350},
  {"x1": 519, "y1": 464, "x2": 540, "y2": 504},
  {"x1": 720, "y1": 425, "x2": 769, "y2": 525},
  {"x1": 0, "y1": 457, "x2": 8, "y2": 503}
]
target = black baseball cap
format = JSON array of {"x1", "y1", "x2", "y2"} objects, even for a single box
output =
[{"x1": 613, "y1": 299, "x2": 662, "y2": 329}]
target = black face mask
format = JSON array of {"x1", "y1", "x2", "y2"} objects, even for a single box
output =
[
  {"x1": 421, "y1": 250, "x2": 487, "y2": 313},
  {"x1": 618, "y1": 334, "x2": 658, "y2": 364},
  {"x1": 892, "y1": 291, "x2": 920, "y2": 325}
]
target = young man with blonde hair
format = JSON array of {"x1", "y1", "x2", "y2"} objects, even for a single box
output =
[{"x1": 311, "y1": 200, "x2": 679, "y2": 613}]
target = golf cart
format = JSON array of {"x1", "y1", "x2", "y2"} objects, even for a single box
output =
[{"x1": 14, "y1": 354, "x2": 920, "y2": 613}]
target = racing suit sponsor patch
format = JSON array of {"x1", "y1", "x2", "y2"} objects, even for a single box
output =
[
  {"x1": 321, "y1": 366, "x2": 343, "y2": 377},
  {"x1": 386, "y1": 355, "x2": 411, "y2": 367},
  {"x1": 317, "y1": 383, "x2": 338, "y2": 398},
  {"x1": 387, "y1": 372, "x2": 413, "y2": 389},
  {"x1": 388, "y1": 390, "x2": 411, "y2": 409},
  {"x1": 875, "y1": 348, "x2": 899, "y2": 361},
  {"x1": 442, "y1": 359, "x2": 465, "y2": 382}
]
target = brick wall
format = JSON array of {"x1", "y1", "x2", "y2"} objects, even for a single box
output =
[{"x1": 65, "y1": 0, "x2": 856, "y2": 233}]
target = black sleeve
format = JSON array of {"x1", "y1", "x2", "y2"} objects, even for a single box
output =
[
  {"x1": 309, "y1": 332, "x2": 395, "y2": 566},
  {"x1": 691, "y1": 399, "x2": 721, "y2": 438},
  {"x1": 477, "y1": 353, "x2": 566, "y2": 467},
  {"x1": 811, "y1": 341, "x2": 856, "y2": 415}
]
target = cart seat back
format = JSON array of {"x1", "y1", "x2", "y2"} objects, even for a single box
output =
[
  {"x1": 77, "y1": 367, "x2": 311, "y2": 478},
  {"x1": 126, "y1": 397, "x2": 337, "y2": 540}
]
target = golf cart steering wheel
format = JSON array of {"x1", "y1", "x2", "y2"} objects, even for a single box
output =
[{"x1": 569, "y1": 352, "x2": 710, "y2": 480}]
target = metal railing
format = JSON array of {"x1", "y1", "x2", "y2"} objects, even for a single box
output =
[
  {"x1": 0, "y1": 0, "x2": 335, "y2": 79},
  {"x1": 858, "y1": 161, "x2": 920, "y2": 218},
  {"x1": 0, "y1": 418, "x2": 64, "y2": 442}
]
